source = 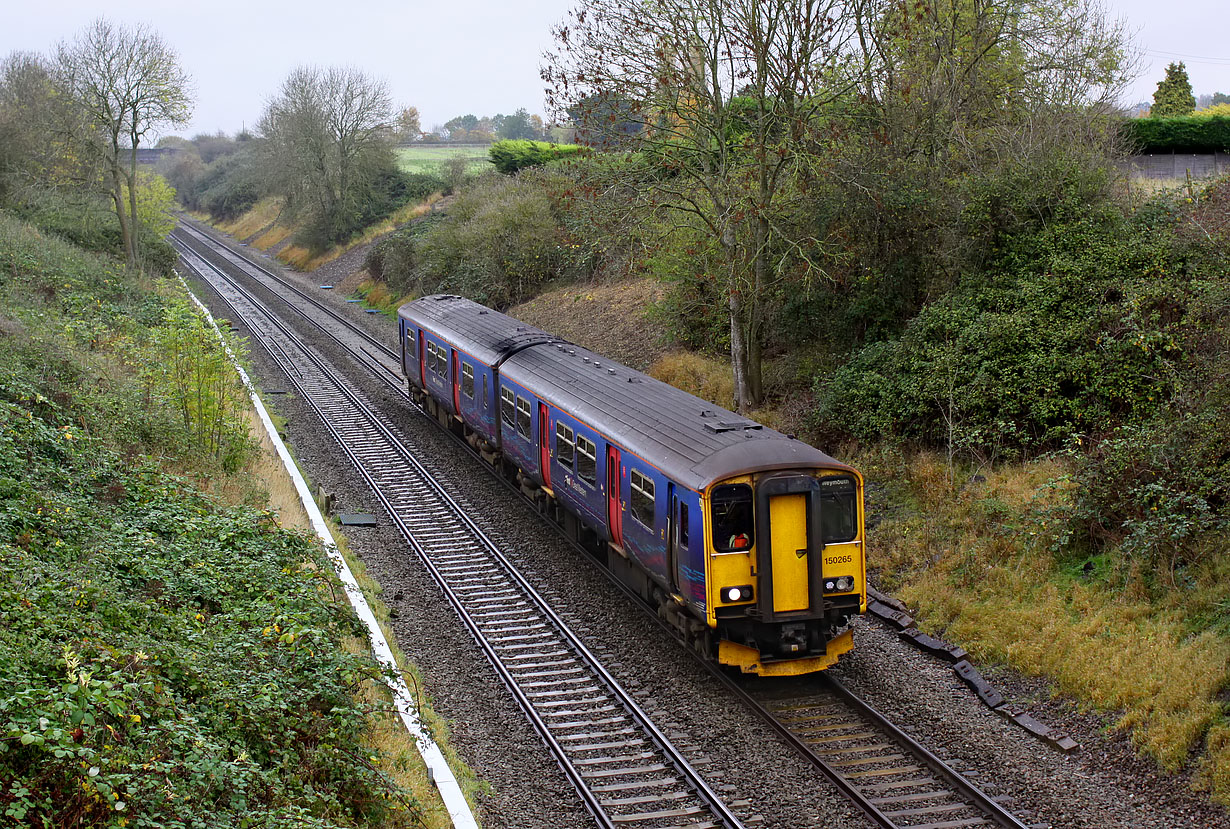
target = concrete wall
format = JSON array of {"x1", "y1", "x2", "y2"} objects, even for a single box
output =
[{"x1": 1125, "y1": 152, "x2": 1230, "y2": 180}]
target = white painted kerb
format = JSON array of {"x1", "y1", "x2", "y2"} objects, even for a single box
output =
[{"x1": 180, "y1": 276, "x2": 479, "y2": 829}]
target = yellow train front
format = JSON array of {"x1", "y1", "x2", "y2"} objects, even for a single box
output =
[{"x1": 699, "y1": 468, "x2": 866, "y2": 676}]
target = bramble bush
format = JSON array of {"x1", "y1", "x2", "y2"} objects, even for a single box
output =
[
  {"x1": 0, "y1": 211, "x2": 420, "y2": 826},
  {"x1": 814, "y1": 176, "x2": 1230, "y2": 588}
]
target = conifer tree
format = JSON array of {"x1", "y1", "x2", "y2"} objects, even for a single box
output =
[{"x1": 1152, "y1": 61, "x2": 1196, "y2": 117}]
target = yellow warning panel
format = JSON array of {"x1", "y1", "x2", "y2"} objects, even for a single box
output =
[{"x1": 770, "y1": 493, "x2": 809, "y2": 612}]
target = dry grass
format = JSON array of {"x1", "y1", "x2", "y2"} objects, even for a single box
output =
[
  {"x1": 217, "y1": 197, "x2": 285, "y2": 240},
  {"x1": 863, "y1": 449, "x2": 1230, "y2": 803},
  {"x1": 276, "y1": 196, "x2": 442, "y2": 272},
  {"x1": 253, "y1": 225, "x2": 292, "y2": 251},
  {"x1": 649, "y1": 350, "x2": 735, "y2": 410}
]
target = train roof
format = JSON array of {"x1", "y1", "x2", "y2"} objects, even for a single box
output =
[
  {"x1": 501, "y1": 342, "x2": 851, "y2": 492},
  {"x1": 399, "y1": 294, "x2": 560, "y2": 365},
  {"x1": 400, "y1": 294, "x2": 853, "y2": 492}
]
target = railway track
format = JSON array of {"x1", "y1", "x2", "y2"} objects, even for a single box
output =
[
  {"x1": 173, "y1": 220, "x2": 1040, "y2": 829},
  {"x1": 173, "y1": 238, "x2": 748, "y2": 829},
  {"x1": 735, "y1": 677, "x2": 1035, "y2": 829}
]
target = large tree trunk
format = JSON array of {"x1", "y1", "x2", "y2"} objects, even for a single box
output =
[
  {"x1": 729, "y1": 287, "x2": 752, "y2": 414},
  {"x1": 128, "y1": 143, "x2": 140, "y2": 266},
  {"x1": 109, "y1": 161, "x2": 134, "y2": 267},
  {"x1": 747, "y1": 212, "x2": 769, "y2": 407}
]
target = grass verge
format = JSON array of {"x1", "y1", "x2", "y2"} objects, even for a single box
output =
[{"x1": 859, "y1": 447, "x2": 1230, "y2": 803}]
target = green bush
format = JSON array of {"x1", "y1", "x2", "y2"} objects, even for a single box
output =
[
  {"x1": 0, "y1": 210, "x2": 420, "y2": 826},
  {"x1": 812, "y1": 196, "x2": 1185, "y2": 456},
  {"x1": 489, "y1": 139, "x2": 586, "y2": 174},
  {"x1": 370, "y1": 169, "x2": 594, "y2": 308},
  {"x1": 1123, "y1": 114, "x2": 1230, "y2": 153}
]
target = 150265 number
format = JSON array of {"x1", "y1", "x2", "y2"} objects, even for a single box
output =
[{"x1": 824, "y1": 554, "x2": 853, "y2": 565}]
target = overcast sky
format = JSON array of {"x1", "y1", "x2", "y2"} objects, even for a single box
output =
[{"x1": 3, "y1": 0, "x2": 1228, "y2": 139}]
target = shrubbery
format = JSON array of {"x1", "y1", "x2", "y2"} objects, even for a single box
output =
[
  {"x1": 10, "y1": 189, "x2": 180, "y2": 277},
  {"x1": 814, "y1": 176, "x2": 1230, "y2": 587},
  {"x1": 0, "y1": 212, "x2": 419, "y2": 825},
  {"x1": 365, "y1": 169, "x2": 592, "y2": 307},
  {"x1": 489, "y1": 139, "x2": 586, "y2": 174},
  {"x1": 1124, "y1": 114, "x2": 1230, "y2": 153}
]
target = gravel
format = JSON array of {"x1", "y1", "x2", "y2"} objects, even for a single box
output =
[{"x1": 183, "y1": 222, "x2": 1230, "y2": 829}]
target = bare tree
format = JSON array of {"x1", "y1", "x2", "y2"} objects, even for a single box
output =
[
  {"x1": 545, "y1": 0, "x2": 854, "y2": 411},
  {"x1": 55, "y1": 20, "x2": 190, "y2": 267},
  {"x1": 258, "y1": 65, "x2": 395, "y2": 247}
]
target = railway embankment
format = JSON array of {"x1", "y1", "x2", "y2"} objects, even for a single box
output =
[
  {"x1": 0, "y1": 210, "x2": 470, "y2": 827},
  {"x1": 199, "y1": 164, "x2": 1230, "y2": 816}
]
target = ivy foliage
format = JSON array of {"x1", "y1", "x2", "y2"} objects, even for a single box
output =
[{"x1": 0, "y1": 211, "x2": 419, "y2": 826}]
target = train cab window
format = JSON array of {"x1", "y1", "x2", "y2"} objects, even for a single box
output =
[
  {"x1": 820, "y1": 477, "x2": 858, "y2": 543},
  {"x1": 555, "y1": 423, "x2": 575, "y2": 467},
  {"x1": 516, "y1": 395, "x2": 531, "y2": 439},
  {"x1": 501, "y1": 387, "x2": 515, "y2": 427},
  {"x1": 461, "y1": 362, "x2": 474, "y2": 398},
  {"x1": 576, "y1": 436, "x2": 597, "y2": 485},
  {"x1": 630, "y1": 469, "x2": 655, "y2": 528},
  {"x1": 712, "y1": 484, "x2": 754, "y2": 552},
  {"x1": 678, "y1": 502, "x2": 689, "y2": 548}
]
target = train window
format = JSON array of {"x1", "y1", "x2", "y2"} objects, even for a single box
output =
[
  {"x1": 483, "y1": 374, "x2": 488, "y2": 405},
  {"x1": 516, "y1": 395, "x2": 531, "y2": 439},
  {"x1": 555, "y1": 422, "x2": 575, "y2": 467},
  {"x1": 501, "y1": 387, "x2": 515, "y2": 427},
  {"x1": 820, "y1": 477, "x2": 858, "y2": 543},
  {"x1": 678, "y1": 501, "x2": 689, "y2": 547},
  {"x1": 576, "y1": 436, "x2": 597, "y2": 484},
  {"x1": 461, "y1": 362, "x2": 474, "y2": 398},
  {"x1": 630, "y1": 469, "x2": 655, "y2": 528},
  {"x1": 406, "y1": 330, "x2": 416, "y2": 358},
  {"x1": 712, "y1": 484, "x2": 754, "y2": 552},
  {"x1": 427, "y1": 341, "x2": 444, "y2": 377}
]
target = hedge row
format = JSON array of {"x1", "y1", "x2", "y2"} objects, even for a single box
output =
[
  {"x1": 489, "y1": 139, "x2": 586, "y2": 174},
  {"x1": 1124, "y1": 115, "x2": 1230, "y2": 153}
]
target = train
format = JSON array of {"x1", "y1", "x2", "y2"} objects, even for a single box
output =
[{"x1": 398, "y1": 294, "x2": 866, "y2": 676}]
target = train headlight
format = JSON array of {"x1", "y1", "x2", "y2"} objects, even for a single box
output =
[
  {"x1": 721, "y1": 585, "x2": 754, "y2": 603},
  {"x1": 824, "y1": 576, "x2": 855, "y2": 594}
]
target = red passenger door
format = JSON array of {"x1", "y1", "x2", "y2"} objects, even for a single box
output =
[
  {"x1": 539, "y1": 403, "x2": 551, "y2": 488},
  {"x1": 417, "y1": 331, "x2": 426, "y2": 386},
  {"x1": 607, "y1": 445, "x2": 623, "y2": 547},
  {"x1": 451, "y1": 352, "x2": 461, "y2": 413}
]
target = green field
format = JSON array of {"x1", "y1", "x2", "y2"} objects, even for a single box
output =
[{"x1": 396, "y1": 144, "x2": 493, "y2": 175}]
